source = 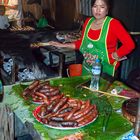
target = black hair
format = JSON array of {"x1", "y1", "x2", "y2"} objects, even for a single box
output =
[{"x1": 91, "y1": 0, "x2": 112, "y2": 9}]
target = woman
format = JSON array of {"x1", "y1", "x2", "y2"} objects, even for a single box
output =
[
  {"x1": 49, "y1": 0, "x2": 135, "y2": 76},
  {"x1": 4, "y1": 0, "x2": 23, "y2": 27},
  {"x1": 0, "y1": 5, "x2": 10, "y2": 29}
]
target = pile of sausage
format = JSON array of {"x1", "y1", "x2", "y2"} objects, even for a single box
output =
[
  {"x1": 22, "y1": 80, "x2": 60, "y2": 103},
  {"x1": 10, "y1": 26, "x2": 35, "y2": 32},
  {"x1": 22, "y1": 80, "x2": 98, "y2": 128}
]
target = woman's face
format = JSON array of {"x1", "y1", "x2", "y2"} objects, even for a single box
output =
[{"x1": 92, "y1": 0, "x2": 108, "y2": 20}]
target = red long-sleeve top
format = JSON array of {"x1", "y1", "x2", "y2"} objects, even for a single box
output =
[{"x1": 74, "y1": 18, "x2": 135, "y2": 59}]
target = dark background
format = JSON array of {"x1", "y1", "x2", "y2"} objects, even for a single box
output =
[
  {"x1": 110, "y1": 0, "x2": 140, "y2": 90},
  {"x1": 111, "y1": 0, "x2": 140, "y2": 32}
]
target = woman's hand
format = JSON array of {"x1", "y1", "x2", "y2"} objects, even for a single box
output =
[
  {"x1": 112, "y1": 52, "x2": 127, "y2": 61},
  {"x1": 48, "y1": 41, "x2": 76, "y2": 49},
  {"x1": 48, "y1": 41, "x2": 66, "y2": 47},
  {"x1": 112, "y1": 52, "x2": 120, "y2": 61}
]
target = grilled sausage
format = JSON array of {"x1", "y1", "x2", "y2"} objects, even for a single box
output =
[
  {"x1": 49, "y1": 117, "x2": 64, "y2": 122},
  {"x1": 22, "y1": 88, "x2": 30, "y2": 98},
  {"x1": 73, "y1": 100, "x2": 90, "y2": 117},
  {"x1": 77, "y1": 107, "x2": 97, "y2": 123},
  {"x1": 41, "y1": 118, "x2": 48, "y2": 124},
  {"x1": 61, "y1": 121, "x2": 78, "y2": 127},
  {"x1": 52, "y1": 97, "x2": 68, "y2": 113},
  {"x1": 72, "y1": 105, "x2": 95, "y2": 120},
  {"x1": 64, "y1": 108, "x2": 79, "y2": 120},
  {"x1": 46, "y1": 100, "x2": 57, "y2": 113},
  {"x1": 48, "y1": 121, "x2": 62, "y2": 127},
  {"x1": 43, "y1": 97, "x2": 50, "y2": 105},
  {"x1": 46, "y1": 89, "x2": 60, "y2": 96},
  {"x1": 48, "y1": 120, "x2": 78, "y2": 127},
  {"x1": 38, "y1": 88, "x2": 50, "y2": 93},
  {"x1": 78, "y1": 109, "x2": 98, "y2": 126},
  {"x1": 50, "y1": 94, "x2": 64, "y2": 101},
  {"x1": 34, "y1": 92, "x2": 47, "y2": 98},
  {"x1": 28, "y1": 80, "x2": 40, "y2": 90},
  {"x1": 38, "y1": 105, "x2": 48, "y2": 117},
  {"x1": 59, "y1": 107, "x2": 73, "y2": 114}
]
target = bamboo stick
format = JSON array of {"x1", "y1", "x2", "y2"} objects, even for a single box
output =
[
  {"x1": 37, "y1": 42, "x2": 51, "y2": 46},
  {"x1": 30, "y1": 42, "x2": 51, "y2": 48},
  {"x1": 82, "y1": 86, "x2": 130, "y2": 99}
]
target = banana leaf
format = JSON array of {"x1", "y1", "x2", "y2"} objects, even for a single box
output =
[
  {"x1": 3, "y1": 76, "x2": 132, "y2": 140},
  {"x1": 106, "y1": 80, "x2": 136, "y2": 111}
]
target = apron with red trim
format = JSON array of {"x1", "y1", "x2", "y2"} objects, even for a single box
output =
[{"x1": 80, "y1": 16, "x2": 117, "y2": 76}]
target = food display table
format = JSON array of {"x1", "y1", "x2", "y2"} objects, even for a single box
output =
[{"x1": 1, "y1": 76, "x2": 135, "y2": 140}]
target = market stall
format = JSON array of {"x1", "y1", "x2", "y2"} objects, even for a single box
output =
[
  {"x1": 0, "y1": 28, "x2": 79, "y2": 84},
  {"x1": 1, "y1": 75, "x2": 139, "y2": 140}
]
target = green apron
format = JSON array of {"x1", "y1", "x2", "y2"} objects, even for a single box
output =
[{"x1": 80, "y1": 16, "x2": 117, "y2": 76}]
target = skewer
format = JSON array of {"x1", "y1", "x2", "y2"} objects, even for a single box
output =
[
  {"x1": 47, "y1": 24, "x2": 55, "y2": 29},
  {"x1": 129, "y1": 32, "x2": 140, "y2": 35},
  {"x1": 37, "y1": 42, "x2": 50, "y2": 46},
  {"x1": 30, "y1": 42, "x2": 51, "y2": 48},
  {"x1": 82, "y1": 86, "x2": 130, "y2": 99}
]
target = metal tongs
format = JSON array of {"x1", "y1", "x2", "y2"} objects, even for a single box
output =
[{"x1": 102, "y1": 104, "x2": 112, "y2": 132}]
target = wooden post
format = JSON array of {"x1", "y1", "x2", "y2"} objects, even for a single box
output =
[
  {"x1": 134, "y1": 97, "x2": 140, "y2": 138},
  {"x1": 0, "y1": 105, "x2": 14, "y2": 140}
]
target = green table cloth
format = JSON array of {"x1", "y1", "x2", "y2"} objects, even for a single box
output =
[{"x1": 2, "y1": 76, "x2": 133, "y2": 140}]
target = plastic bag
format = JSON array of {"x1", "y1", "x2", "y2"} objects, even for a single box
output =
[{"x1": 36, "y1": 16, "x2": 48, "y2": 28}]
